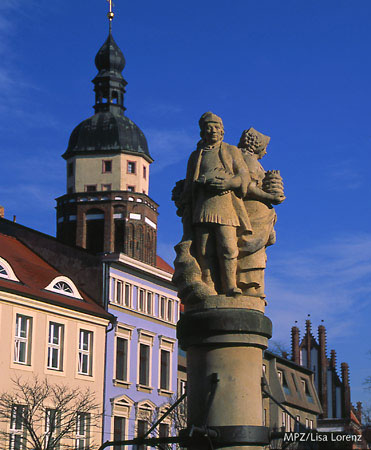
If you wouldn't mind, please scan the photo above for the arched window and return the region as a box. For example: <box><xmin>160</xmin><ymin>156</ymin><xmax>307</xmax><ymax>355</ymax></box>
<box><xmin>0</xmin><ymin>257</ymin><xmax>19</xmax><ymax>281</ymax></box>
<box><xmin>45</xmin><ymin>276</ymin><xmax>82</xmax><ymax>299</ymax></box>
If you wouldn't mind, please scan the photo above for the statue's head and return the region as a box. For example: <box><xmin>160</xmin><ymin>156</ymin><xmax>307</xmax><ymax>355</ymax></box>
<box><xmin>238</xmin><ymin>127</ymin><xmax>270</xmax><ymax>159</ymax></box>
<box><xmin>199</xmin><ymin>112</ymin><xmax>224</xmax><ymax>145</ymax></box>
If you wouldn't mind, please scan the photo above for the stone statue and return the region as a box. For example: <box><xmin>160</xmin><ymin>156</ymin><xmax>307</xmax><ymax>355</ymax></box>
<box><xmin>172</xmin><ymin>115</ymin><xmax>285</xmax><ymax>305</ymax></box>
<box><xmin>236</xmin><ymin>127</ymin><xmax>285</xmax><ymax>298</ymax></box>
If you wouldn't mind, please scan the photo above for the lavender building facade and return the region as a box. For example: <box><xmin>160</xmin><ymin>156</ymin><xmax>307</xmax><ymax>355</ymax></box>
<box><xmin>102</xmin><ymin>254</ymin><xmax>179</xmax><ymax>444</ymax></box>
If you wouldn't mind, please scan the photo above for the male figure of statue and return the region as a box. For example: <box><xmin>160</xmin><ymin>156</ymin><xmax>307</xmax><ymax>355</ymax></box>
<box><xmin>182</xmin><ymin>112</ymin><xmax>252</xmax><ymax>296</ymax></box>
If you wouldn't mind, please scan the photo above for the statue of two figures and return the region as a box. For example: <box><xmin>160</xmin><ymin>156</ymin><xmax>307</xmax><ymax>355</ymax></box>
<box><xmin>172</xmin><ymin>112</ymin><xmax>285</xmax><ymax>305</ymax></box>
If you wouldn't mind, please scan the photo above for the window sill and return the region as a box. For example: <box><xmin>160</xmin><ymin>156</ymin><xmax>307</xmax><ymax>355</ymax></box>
<box><xmin>136</xmin><ymin>384</ymin><xmax>153</xmax><ymax>393</ymax></box>
<box><xmin>158</xmin><ymin>388</ymin><xmax>174</xmax><ymax>397</ymax></box>
<box><xmin>113</xmin><ymin>379</ymin><xmax>131</xmax><ymax>389</ymax></box>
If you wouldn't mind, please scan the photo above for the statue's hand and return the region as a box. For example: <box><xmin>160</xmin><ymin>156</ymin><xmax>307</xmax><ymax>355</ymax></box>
<box><xmin>208</xmin><ymin>176</ymin><xmax>239</xmax><ymax>191</ymax></box>
<box><xmin>271</xmin><ymin>193</ymin><xmax>286</xmax><ymax>205</ymax></box>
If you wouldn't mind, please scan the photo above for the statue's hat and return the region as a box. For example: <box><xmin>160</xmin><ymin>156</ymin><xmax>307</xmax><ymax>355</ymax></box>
<box><xmin>199</xmin><ymin>111</ymin><xmax>223</xmax><ymax>130</ymax></box>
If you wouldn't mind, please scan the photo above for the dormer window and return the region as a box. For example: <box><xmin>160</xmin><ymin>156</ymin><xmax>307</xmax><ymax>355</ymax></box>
<box><xmin>53</xmin><ymin>281</ymin><xmax>73</xmax><ymax>294</ymax></box>
<box><xmin>45</xmin><ymin>276</ymin><xmax>83</xmax><ymax>299</ymax></box>
<box><xmin>0</xmin><ymin>257</ymin><xmax>20</xmax><ymax>282</ymax></box>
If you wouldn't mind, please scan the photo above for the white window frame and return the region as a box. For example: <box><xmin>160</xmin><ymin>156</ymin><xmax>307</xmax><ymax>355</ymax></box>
<box><xmin>78</xmin><ymin>330</ymin><xmax>93</xmax><ymax>376</ymax></box>
<box><xmin>45</xmin><ymin>408</ymin><xmax>60</xmax><ymax>449</ymax></box>
<box><xmin>111</xmin><ymin>394</ymin><xmax>133</xmax><ymax>444</ymax></box>
<box><xmin>9</xmin><ymin>404</ymin><xmax>26</xmax><ymax>450</ymax></box>
<box><xmin>114</xmin><ymin>324</ymin><xmax>134</xmax><ymax>386</ymax></box>
<box><xmin>158</xmin><ymin>336</ymin><xmax>175</xmax><ymax>395</ymax></box>
<box><xmin>0</xmin><ymin>256</ymin><xmax>19</xmax><ymax>281</ymax></box>
<box><xmin>137</xmin><ymin>330</ymin><xmax>156</xmax><ymax>391</ymax></box>
<box><xmin>158</xmin><ymin>296</ymin><xmax>175</xmax><ymax>323</ymax></box>
<box><xmin>14</xmin><ymin>314</ymin><xmax>32</xmax><ymax>365</ymax></box>
<box><xmin>44</xmin><ymin>276</ymin><xmax>82</xmax><ymax>299</ymax></box>
<box><xmin>76</xmin><ymin>413</ymin><xmax>90</xmax><ymax>449</ymax></box>
<box><xmin>47</xmin><ymin>322</ymin><xmax>64</xmax><ymax>371</ymax></box>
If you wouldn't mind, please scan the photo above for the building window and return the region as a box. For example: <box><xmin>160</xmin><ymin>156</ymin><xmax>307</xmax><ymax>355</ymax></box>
<box><xmin>167</xmin><ymin>300</ymin><xmax>173</xmax><ymax>322</ymax></box>
<box><xmin>9</xmin><ymin>405</ymin><xmax>26</xmax><ymax>450</ymax></box>
<box><xmin>143</xmin><ymin>166</ymin><xmax>147</xmax><ymax>179</ymax></box>
<box><xmin>127</xmin><ymin>185</ymin><xmax>135</xmax><ymax>192</ymax></box>
<box><xmin>101</xmin><ymin>184</ymin><xmax>112</xmax><ymax>191</ymax></box>
<box><xmin>76</xmin><ymin>413</ymin><xmax>90</xmax><ymax>449</ymax></box>
<box><xmin>138</xmin><ymin>289</ymin><xmax>145</xmax><ymax>312</ymax></box>
<box><xmin>159</xmin><ymin>297</ymin><xmax>175</xmax><ymax>322</ymax></box>
<box><xmin>262</xmin><ymin>364</ymin><xmax>266</xmax><ymax>373</ymax></box>
<box><xmin>0</xmin><ymin>264</ymin><xmax>7</xmax><ymax>277</ymax></box>
<box><xmin>160</xmin><ymin>350</ymin><xmax>170</xmax><ymax>391</ymax></box>
<box><xmin>47</xmin><ymin>322</ymin><xmax>64</xmax><ymax>371</ymax></box>
<box><xmin>85</xmin><ymin>185</ymin><xmax>97</xmax><ymax>192</ymax></box>
<box><xmin>127</xmin><ymin>161</ymin><xmax>136</xmax><ymax>174</ymax></box>
<box><xmin>295</xmin><ymin>415</ymin><xmax>300</xmax><ymax>432</ymax></box>
<box><xmin>124</xmin><ymin>283</ymin><xmax>131</xmax><ymax>307</ymax></box>
<box><xmin>53</xmin><ymin>281</ymin><xmax>73</xmax><ymax>294</ymax></box>
<box><xmin>116</xmin><ymin>280</ymin><xmax>123</xmax><ymax>305</ymax></box>
<box><xmin>14</xmin><ymin>315</ymin><xmax>32</xmax><ymax>365</ymax></box>
<box><xmin>137</xmin><ymin>419</ymin><xmax>147</xmax><ymax>450</ymax></box>
<box><xmin>113</xmin><ymin>416</ymin><xmax>126</xmax><ymax>450</ymax></box>
<box><xmin>160</xmin><ymin>297</ymin><xmax>166</xmax><ymax>320</ymax></box>
<box><xmin>158</xmin><ymin>337</ymin><xmax>175</xmax><ymax>394</ymax></box>
<box><xmin>68</xmin><ymin>162</ymin><xmax>74</xmax><ymax>177</ymax></box>
<box><xmin>158</xmin><ymin>423</ymin><xmax>169</xmax><ymax>450</ymax></box>
<box><xmin>146</xmin><ymin>292</ymin><xmax>152</xmax><ymax>315</ymax></box>
<box><xmin>309</xmin><ymin>419</ymin><xmax>313</xmax><ymax>429</ymax></box>
<box><xmin>139</xmin><ymin>344</ymin><xmax>150</xmax><ymax>386</ymax></box>
<box><xmin>116</xmin><ymin>337</ymin><xmax>128</xmax><ymax>382</ymax></box>
<box><xmin>78</xmin><ymin>330</ymin><xmax>93</xmax><ymax>376</ymax></box>
<box><xmin>305</xmin><ymin>418</ymin><xmax>309</xmax><ymax>429</ymax></box>
<box><xmin>45</xmin><ymin>409</ymin><xmax>60</xmax><ymax>448</ymax></box>
<box><xmin>102</xmin><ymin>160</ymin><xmax>112</xmax><ymax>173</ymax></box>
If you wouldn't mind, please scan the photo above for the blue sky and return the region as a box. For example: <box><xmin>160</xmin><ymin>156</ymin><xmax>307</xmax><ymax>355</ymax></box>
<box><xmin>1</xmin><ymin>0</ymin><xmax>370</xmax><ymax>405</ymax></box>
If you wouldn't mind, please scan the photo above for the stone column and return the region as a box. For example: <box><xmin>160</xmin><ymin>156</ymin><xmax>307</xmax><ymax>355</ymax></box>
<box><xmin>177</xmin><ymin>296</ymin><xmax>272</xmax><ymax>450</ymax></box>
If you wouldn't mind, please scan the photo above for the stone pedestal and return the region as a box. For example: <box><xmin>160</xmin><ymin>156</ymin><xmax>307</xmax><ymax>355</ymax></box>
<box><xmin>177</xmin><ymin>296</ymin><xmax>272</xmax><ymax>450</ymax></box>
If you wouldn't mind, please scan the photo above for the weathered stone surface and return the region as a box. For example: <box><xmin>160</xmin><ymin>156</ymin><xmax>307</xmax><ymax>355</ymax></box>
<box><xmin>172</xmin><ymin>115</ymin><xmax>285</xmax><ymax>304</ymax></box>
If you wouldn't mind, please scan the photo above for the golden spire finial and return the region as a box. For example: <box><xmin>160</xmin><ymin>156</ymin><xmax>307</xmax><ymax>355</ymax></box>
<box><xmin>107</xmin><ymin>0</ymin><xmax>114</xmax><ymax>22</ymax></box>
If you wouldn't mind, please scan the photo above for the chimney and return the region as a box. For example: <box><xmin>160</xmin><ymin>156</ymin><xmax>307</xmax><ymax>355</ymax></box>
<box><xmin>291</xmin><ymin>326</ymin><xmax>300</xmax><ymax>364</ymax></box>
<box><xmin>318</xmin><ymin>325</ymin><xmax>328</xmax><ymax>418</ymax></box>
<box><xmin>306</xmin><ymin>319</ymin><xmax>312</xmax><ymax>368</ymax></box>
<box><xmin>0</xmin><ymin>205</ymin><xmax>4</xmax><ymax>218</ymax></box>
<box><xmin>341</xmin><ymin>362</ymin><xmax>349</xmax><ymax>386</ymax></box>
<box><xmin>356</xmin><ymin>402</ymin><xmax>363</xmax><ymax>423</ymax></box>
<box><xmin>341</xmin><ymin>362</ymin><xmax>351</xmax><ymax>418</ymax></box>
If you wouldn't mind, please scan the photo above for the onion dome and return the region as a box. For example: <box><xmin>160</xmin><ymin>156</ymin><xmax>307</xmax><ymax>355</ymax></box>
<box><xmin>95</xmin><ymin>32</ymin><xmax>126</xmax><ymax>75</ymax></box>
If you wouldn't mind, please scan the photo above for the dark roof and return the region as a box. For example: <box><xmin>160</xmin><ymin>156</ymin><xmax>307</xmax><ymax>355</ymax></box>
<box><xmin>63</xmin><ymin>111</ymin><xmax>152</xmax><ymax>161</ymax></box>
<box><xmin>0</xmin><ymin>233</ymin><xmax>111</xmax><ymax>320</ymax></box>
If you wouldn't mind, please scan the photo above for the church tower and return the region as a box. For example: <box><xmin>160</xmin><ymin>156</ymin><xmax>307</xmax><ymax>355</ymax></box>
<box><xmin>56</xmin><ymin>12</ymin><xmax>158</xmax><ymax>265</ymax></box>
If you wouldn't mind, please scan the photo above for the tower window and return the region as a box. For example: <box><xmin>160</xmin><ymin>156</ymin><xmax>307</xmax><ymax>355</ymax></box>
<box><xmin>127</xmin><ymin>186</ymin><xmax>135</xmax><ymax>192</ymax></box>
<box><xmin>102</xmin><ymin>160</ymin><xmax>112</xmax><ymax>173</ymax></box>
<box><xmin>68</xmin><ymin>162</ymin><xmax>74</xmax><ymax>177</ymax></box>
<box><xmin>85</xmin><ymin>185</ymin><xmax>97</xmax><ymax>192</ymax></box>
<box><xmin>143</xmin><ymin>166</ymin><xmax>147</xmax><ymax>179</ymax></box>
<box><xmin>127</xmin><ymin>162</ymin><xmax>136</xmax><ymax>174</ymax></box>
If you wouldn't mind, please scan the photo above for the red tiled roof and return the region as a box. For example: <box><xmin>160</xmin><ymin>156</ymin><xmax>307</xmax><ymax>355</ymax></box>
<box><xmin>0</xmin><ymin>233</ymin><xmax>111</xmax><ymax>320</ymax></box>
<box><xmin>156</xmin><ymin>255</ymin><xmax>174</xmax><ymax>274</ymax></box>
